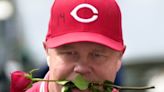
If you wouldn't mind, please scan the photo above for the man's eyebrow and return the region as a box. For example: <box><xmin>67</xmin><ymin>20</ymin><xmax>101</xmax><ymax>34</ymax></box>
<box><xmin>93</xmin><ymin>46</ymin><xmax>118</xmax><ymax>54</ymax></box>
<box><xmin>93</xmin><ymin>47</ymin><xmax>107</xmax><ymax>53</ymax></box>
<box><xmin>57</xmin><ymin>44</ymin><xmax>74</xmax><ymax>50</ymax></box>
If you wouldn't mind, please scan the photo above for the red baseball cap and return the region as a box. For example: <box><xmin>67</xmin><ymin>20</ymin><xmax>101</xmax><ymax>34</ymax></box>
<box><xmin>45</xmin><ymin>0</ymin><xmax>125</xmax><ymax>51</ymax></box>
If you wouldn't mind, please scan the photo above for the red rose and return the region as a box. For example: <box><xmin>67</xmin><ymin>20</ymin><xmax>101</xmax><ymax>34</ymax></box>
<box><xmin>10</xmin><ymin>71</ymin><xmax>32</xmax><ymax>92</ymax></box>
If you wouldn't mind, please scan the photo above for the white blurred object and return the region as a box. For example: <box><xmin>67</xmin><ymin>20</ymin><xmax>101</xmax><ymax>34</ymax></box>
<box><xmin>0</xmin><ymin>0</ymin><xmax>14</xmax><ymax>20</ymax></box>
<box><xmin>147</xmin><ymin>73</ymin><xmax>164</xmax><ymax>92</ymax></box>
<box><xmin>4</xmin><ymin>60</ymin><xmax>23</xmax><ymax>80</ymax></box>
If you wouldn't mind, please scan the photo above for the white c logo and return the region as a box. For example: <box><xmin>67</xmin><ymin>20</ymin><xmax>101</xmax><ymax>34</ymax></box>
<box><xmin>70</xmin><ymin>4</ymin><xmax>98</xmax><ymax>23</ymax></box>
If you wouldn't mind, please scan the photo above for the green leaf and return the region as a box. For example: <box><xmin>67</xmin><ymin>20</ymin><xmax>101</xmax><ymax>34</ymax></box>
<box><xmin>90</xmin><ymin>86</ymin><xmax>100</xmax><ymax>92</ymax></box>
<box><xmin>72</xmin><ymin>75</ymin><xmax>89</xmax><ymax>90</ymax></box>
<box><xmin>103</xmin><ymin>80</ymin><xmax>113</xmax><ymax>92</ymax></box>
<box><xmin>105</xmin><ymin>87</ymin><xmax>112</xmax><ymax>92</ymax></box>
<box><xmin>29</xmin><ymin>69</ymin><xmax>39</xmax><ymax>75</ymax></box>
<box><xmin>25</xmin><ymin>73</ymin><xmax>32</xmax><ymax>80</ymax></box>
<box><xmin>56</xmin><ymin>80</ymin><xmax>69</xmax><ymax>85</ymax></box>
<box><xmin>104</xmin><ymin>80</ymin><xmax>114</xmax><ymax>85</ymax></box>
<box><xmin>61</xmin><ymin>86</ymin><xmax>71</xmax><ymax>92</ymax></box>
<box><xmin>103</xmin><ymin>80</ymin><xmax>114</xmax><ymax>88</ymax></box>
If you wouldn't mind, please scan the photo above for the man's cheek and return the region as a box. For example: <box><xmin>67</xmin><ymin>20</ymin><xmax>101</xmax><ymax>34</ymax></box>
<box><xmin>54</xmin><ymin>65</ymin><xmax>75</xmax><ymax>80</ymax></box>
<box><xmin>95</xmin><ymin>68</ymin><xmax>116</xmax><ymax>81</ymax></box>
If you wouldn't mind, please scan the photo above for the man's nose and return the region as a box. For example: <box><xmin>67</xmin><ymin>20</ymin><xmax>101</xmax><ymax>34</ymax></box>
<box><xmin>73</xmin><ymin>63</ymin><xmax>91</xmax><ymax>75</ymax></box>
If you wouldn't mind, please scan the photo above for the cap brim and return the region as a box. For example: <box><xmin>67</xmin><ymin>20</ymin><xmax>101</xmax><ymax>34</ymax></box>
<box><xmin>45</xmin><ymin>32</ymin><xmax>125</xmax><ymax>51</ymax></box>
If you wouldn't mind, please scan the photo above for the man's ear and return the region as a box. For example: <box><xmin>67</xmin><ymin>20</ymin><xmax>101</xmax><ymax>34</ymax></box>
<box><xmin>116</xmin><ymin>60</ymin><xmax>122</xmax><ymax>72</ymax></box>
<box><xmin>43</xmin><ymin>42</ymin><xmax>50</xmax><ymax>66</ymax></box>
<box><xmin>116</xmin><ymin>52</ymin><xmax>123</xmax><ymax>72</ymax></box>
<box><xmin>43</xmin><ymin>41</ymin><xmax>48</xmax><ymax>55</ymax></box>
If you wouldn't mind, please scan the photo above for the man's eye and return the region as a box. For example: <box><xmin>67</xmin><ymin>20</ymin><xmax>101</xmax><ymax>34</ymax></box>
<box><xmin>90</xmin><ymin>52</ymin><xmax>108</xmax><ymax>62</ymax></box>
<box><xmin>59</xmin><ymin>51</ymin><xmax>77</xmax><ymax>55</ymax></box>
<box><xmin>65</xmin><ymin>51</ymin><xmax>76</xmax><ymax>55</ymax></box>
<box><xmin>92</xmin><ymin>53</ymin><xmax>104</xmax><ymax>57</ymax></box>
<box><xmin>58</xmin><ymin>51</ymin><xmax>79</xmax><ymax>61</ymax></box>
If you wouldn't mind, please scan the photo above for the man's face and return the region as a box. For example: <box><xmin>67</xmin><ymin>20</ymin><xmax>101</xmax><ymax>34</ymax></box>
<box><xmin>44</xmin><ymin>42</ymin><xmax>122</xmax><ymax>92</ymax></box>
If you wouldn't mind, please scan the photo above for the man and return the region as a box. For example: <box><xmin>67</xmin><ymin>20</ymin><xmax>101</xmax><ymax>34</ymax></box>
<box><xmin>27</xmin><ymin>0</ymin><xmax>126</xmax><ymax>92</ymax></box>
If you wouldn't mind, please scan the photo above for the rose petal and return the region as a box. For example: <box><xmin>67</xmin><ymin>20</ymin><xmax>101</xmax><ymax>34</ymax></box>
<box><xmin>10</xmin><ymin>71</ymin><xmax>32</xmax><ymax>92</ymax></box>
